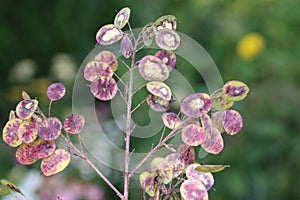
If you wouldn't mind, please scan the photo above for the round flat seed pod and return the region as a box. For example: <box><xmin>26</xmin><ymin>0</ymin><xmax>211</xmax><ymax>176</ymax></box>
<box><xmin>180</xmin><ymin>179</ymin><xmax>208</xmax><ymax>200</ymax></box>
<box><xmin>2</xmin><ymin>118</ymin><xmax>22</xmax><ymax>147</ymax></box>
<box><xmin>146</xmin><ymin>81</ymin><xmax>172</xmax><ymax>101</ymax></box>
<box><xmin>114</xmin><ymin>7</ymin><xmax>131</xmax><ymax>29</ymax></box>
<box><xmin>63</xmin><ymin>114</ymin><xmax>85</xmax><ymax>134</ymax></box>
<box><xmin>200</xmin><ymin>113</ymin><xmax>213</xmax><ymax>139</ymax></box>
<box><xmin>180</xmin><ymin>93</ymin><xmax>212</xmax><ymax>118</ymax></box>
<box><xmin>142</xmin><ymin>22</ymin><xmax>155</xmax><ymax>46</ymax></box>
<box><xmin>94</xmin><ymin>50</ymin><xmax>118</xmax><ymax>71</ymax></box>
<box><xmin>16</xmin><ymin>99</ymin><xmax>38</xmax><ymax>120</ymax></box>
<box><xmin>155</xmin><ymin>15</ymin><xmax>177</xmax><ymax>30</ymax></box>
<box><xmin>161</xmin><ymin>112</ymin><xmax>181</xmax><ymax>129</ymax></box>
<box><xmin>120</xmin><ymin>34</ymin><xmax>133</xmax><ymax>58</ymax></box>
<box><xmin>154</xmin><ymin>50</ymin><xmax>176</xmax><ymax>71</ymax></box>
<box><xmin>223</xmin><ymin>80</ymin><xmax>249</xmax><ymax>101</ymax></box>
<box><xmin>222</xmin><ymin>109</ymin><xmax>243</xmax><ymax>135</ymax></box>
<box><xmin>47</xmin><ymin>83</ymin><xmax>66</xmax><ymax>101</ymax></box>
<box><xmin>177</xmin><ymin>144</ymin><xmax>195</xmax><ymax>165</ymax></box>
<box><xmin>15</xmin><ymin>143</ymin><xmax>39</xmax><ymax>165</ymax></box>
<box><xmin>146</xmin><ymin>94</ymin><xmax>173</xmax><ymax>112</ymax></box>
<box><xmin>155</xmin><ymin>29</ymin><xmax>180</xmax><ymax>51</ymax></box>
<box><xmin>38</xmin><ymin>117</ymin><xmax>62</xmax><ymax>141</ymax></box>
<box><xmin>139</xmin><ymin>171</ymin><xmax>158</xmax><ymax>197</ymax></box>
<box><xmin>165</xmin><ymin>153</ymin><xmax>185</xmax><ymax>178</ymax></box>
<box><xmin>186</xmin><ymin>164</ymin><xmax>214</xmax><ymax>191</ymax></box>
<box><xmin>211</xmin><ymin>88</ymin><xmax>234</xmax><ymax>110</ymax></box>
<box><xmin>181</xmin><ymin>123</ymin><xmax>206</xmax><ymax>147</ymax></box>
<box><xmin>19</xmin><ymin>118</ymin><xmax>39</xmax><ymax>144</ymax></box>
<box><xmin>41</xmin><ymin>149</ymin><xmax>71</xmax><ymax>176</ymax></box>
<box><xmin>84</xmin><ymin>61</ymin><xmax>114</xmax><ymax>82</ymax></box>
<box><xmin>151</xmin><ymin>157</ymin><xmax>173</xmax><ymax>184</ymax></box>
<box><xmin>96</xmin><ymin>24</ymin><xmax>123</xmax><ymax>45</ymax></box>
<box><xmin>139</xmin><ymin>55</ymin><xmax>169</xmax><ymax>81</ymax></box>
<box><xmin>201</xmin><ymin>128</ymin><xmax>224</xmax><ymax>154</ymax></box>
<box><xmin>90</xmin><ymin>76</ymin><xmax>118</xmax><ymax>101</ymax></box>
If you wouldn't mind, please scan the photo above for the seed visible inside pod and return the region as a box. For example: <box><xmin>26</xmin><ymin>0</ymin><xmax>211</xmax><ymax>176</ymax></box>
<box><xmin>155</xmin><ymin>29</ymin><xmax>180</xmax><ymax>51</ymax></box>
<box><xmin>114</xmin><ymin>7</ymin><xmax>131</xmax><ymax>29</ymax></box>
<box><xmin>146</xmin><ymin>94</ymin><xmax>173</xmax><ymax>112</ymax></box>
<box><xmin>162</xmin><ymin>112</ymin><xmax>181</xmax><ymax>129</ymax></box>
<box><xmin>94</xmin><ymin>51</ymin><xmax>118</xmax><ymax>71</ymax></box>
<box><xmin>138</xmin><ymin>55</ymin><xmax>169</xmax><ymax>81</ymax></box>
<box><xmin>211</xmin><ymin>88</ymin><xmax>234</xmax><ymax>110</ymax></box>
<box><xmin>146</xmin><ymin>81</ymin><xmax>172</xmax><ymax>101</ymax></box>
<box><xmin>155</xmin><ymin>15</ymin><xmax>177</xmax><ymax>30</ymax></box>
<box><xmin>223</xmin><ymin>80</ymin><xmax>249</xmax><ymax>101</ymax></box>
<box><xmin>180</xmin><ymin>93</ymin><xmax>212</xmax><ymax>118</ymax></box>
<box><xmin>154</xmin><ymin>50</ymin><xmax>176</xmax><ymax>71</ymax></box>
<box><xmin>96</xmin><ymin>24</ymin><xmax>123</xmax><ymax>45</ymax></box>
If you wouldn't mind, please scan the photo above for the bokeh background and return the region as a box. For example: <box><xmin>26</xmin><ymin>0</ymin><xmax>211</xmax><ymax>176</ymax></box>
<box><xmin>1</xmin><ymin>0</ymin><xmax>300</xmax><ymax>199</ymax></box>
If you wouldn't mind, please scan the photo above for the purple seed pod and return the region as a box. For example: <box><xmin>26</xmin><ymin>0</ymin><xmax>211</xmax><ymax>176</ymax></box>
<box><xmin>223</xmin><ymin>80</ymin><xmax>250</xmax><ymax>101</ymax></box>
<box><xmin>181</xmin><ymin>123</ymin><xmax>206</xmax><ymax>146</ymax></box>
<box><xmin>146</xmin><ymin>81</ymin><xmax>172</xmax><ymax>101</ymax></box>
<box><xmin>180</xmin><ymin>93</ymin><xmax>212</xmax><ymax>118</ymax></box>
<box><xmin>222</xmin><ymin>109</ymin><xmax>243</xmax><ymax>135</ymax></box>
<box><xmin>63</xmin><ymin>114</ymin><xmax>85</xmax><ymax>134</ymax></box>
<box><xmin>146</xmin><ymin>94</ymin><xmax>173</xmax><ymax>112</ymax></box>
<box><xmin>186</xmin><ymin>164</ymin><xmax>214</xmax><ymax>191</ymax></box>
<box><xmin>90</xmin><ymin>76</ymin><xmax>118</xmax><ymax>101</ymax></box>
<box><xmin>38</xmin><ymin>117</ymin><xmax>62</xmax><ymax>141</ymax></box>
<box><xmin>16</xmin><ymin>99</ymin><xmax>39</xmax><ymax>119</ymax></box>
<box><xmin>177</xmin><ymin>144</ymin><xmax>195</xmax><ymax>165</ymax></box>
<box><xmin>84</xmin><ymin>61</ymin><xmax>114</xmax><ymax>82</ymax></box>
<box><xmin>19</xmin><ymin>118</ymin><xmax>39</xmax><ymax>144</ymax></box>
<box><xmin>180</xmin><ymin>179</ymin><xmax>208</xmax><ymax>200</ymax></box>
<box><xmin>201</xmin><ymin>128</ymin><xmax>224</xmax><ymax>154</ymax></box>
<box><xmin>120</xmin><ymin>34</ymin><xmax>133</xmax><ymax>58</ymax></box>
<box><xmin>155</xmin><ymin>15</ymin><xmax>177</xmax><ymax>31</ymax></box>
<box><xmin>211</xmin><ymin>88</ymin><xmax>234</xmax><ymax>110</ymax></box>
<box><xmin>155</xmin><ymin>29</ymin><xmax>180</xmax><ymax>51</ymax></box>
<box><xmin>154</xmin><ymin>50</ymin><xmax>176</xmax><ymax>71</ymax></box>
<box><xmin>96</xmin><ymin>24</ymin><xmax>123</xmax><ymax>45</ymax></box>
<box><xmin>2</xmin><ymin>118</ymin><xmax>22</xmax><ymax>147</ymax></box>
<box><xmin>139</xmin><ymin>171</ymin><xmax>158</xmax><ymax>197</ymax></box>
<box><xmin>46</xmin><ymin>83</ymin><xmax>66</xmax><ymax>101</ymax></box>
<box><xmin>161</xmin><ymin>112</ymin><xmax>181</xmax><ymax>129</ymax></box>
<box><xmin>150</xmin><ymin>157</ymin><xmax>173</xmax><ymax>184</ymax></box>
<box><xmin>114</xmin><ymin>7</ymin><xmax>131</xmax><ymax>29</ymax></box>
<box><xmin>94</xmin><ymin>50</ymin><xmax>118</xmax><ymax>71</ymax></box>
<box><xmin>40</xmin><ymin>149</ymin><xmax>71</xmax><ymax>176</ymax></box>
<box><xmin>165</xmin><ymin>153</ymin><xmax>185</xmax><ymax>177</ymax></box>
<box><xmin>138</xmin><ymin>55</ymin><xmax>169</xmax><ymax>81</ymax></box>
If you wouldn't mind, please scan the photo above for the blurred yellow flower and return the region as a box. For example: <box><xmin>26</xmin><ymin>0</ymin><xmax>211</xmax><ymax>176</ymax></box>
<box><xmin>236</xmin><ymin>32</ymin><xmax>265</xmax><ymax>61</ymax></box>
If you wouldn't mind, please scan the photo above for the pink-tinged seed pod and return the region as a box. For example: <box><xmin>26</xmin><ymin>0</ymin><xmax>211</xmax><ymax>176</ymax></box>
<box><xmin>155</xmin><ymin>29</ymin><xmax>180</xmax><ymax>51</ymax></box>
<box><xmin>96</xmin><ymin>24</ymin><xmax>123</xmax><ymax>45</ymax></box>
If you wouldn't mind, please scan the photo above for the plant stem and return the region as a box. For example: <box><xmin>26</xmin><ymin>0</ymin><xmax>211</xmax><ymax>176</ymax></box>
<box><xmin>123</xmin><ymin>37</ymin><xmax>136</xmax><ymax>200</ymax></box>
<box><xmin>60</xmin><ymin>134</ymin><xmax>123</xmax><ymax>199</ymax></box>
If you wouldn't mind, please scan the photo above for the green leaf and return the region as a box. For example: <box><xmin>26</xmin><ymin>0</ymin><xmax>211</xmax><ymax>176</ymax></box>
<box><xmin>0</xmin><ymin>187</ymin><xmax>10</xmax><ymax>196</ymax></box>
<box><xmin>195</xmin><ymin>164</ymin><xmax>230</xmax><ymax>173</ymax></box>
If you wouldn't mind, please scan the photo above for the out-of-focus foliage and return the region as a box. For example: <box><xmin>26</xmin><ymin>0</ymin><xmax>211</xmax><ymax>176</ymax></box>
<box><xmin>0</xmin><ymin>0</ymin><xmax>299</xmax><ymax>199</ymax></box>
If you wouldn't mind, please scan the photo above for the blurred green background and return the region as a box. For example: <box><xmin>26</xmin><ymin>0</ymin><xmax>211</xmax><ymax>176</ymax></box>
<box><xmin>1</xmin><ymin>0</ymin><xmax>300</xmax><ymax>199</ymax></box>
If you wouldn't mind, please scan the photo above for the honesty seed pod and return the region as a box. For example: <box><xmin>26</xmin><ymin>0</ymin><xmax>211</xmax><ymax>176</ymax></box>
<box><xmin>96</xmin><ymin>24</ymin><xmax>123</xmax><ymax>45</ymax></box>
<box><xmin>114</xmin><ymin>7</ymin><xmax>131</xmax><ymax>29</ymax></box>
<box><xmin>138</xmin><ymin>55</ymin><xmax>169</xmax><ymax>81</ymax></box>
<box><xmin>146</xmin><ymin>94</ymin><xmax>173</xmax><ymax>112</ymax></box>
<box><xmin>155</xmin><ymin>15</ymin><xmax>177</xmax><ymax>30</ymax></box>
<box><xmin>142</xmin><ymin>22</ymin><xmax>156</xmax><ymax>46</ymax></box>
<box><xmin>223</xmin><ymin>80</ymin><xmax>249</xmax><ymax>101</ymax></box>
<box><xmin>94</xmin><ymin>50</ymin><xmax>118</xmax><ymax>71</ymax></box>
<box><xmin>180</xmin><ymin>93</ymin><xmax>212</xmax><ymax>118</ymax></box>
<box><xmin>146</xmin><ymin>81</ymin><xmax>172</xmax><ymax>101</ymax></box>
<box><xmin>84</xmin><ymin>61</ymin><xmax>114</xmax><ymax>82</ymax></box>
<box><xmin>155</xmin><ymin>29</ymin><xmax>180</xmax><ymax>51</ymax></box>
<box><xmin>90</xmin><ymin>76</ymin><xmax>118</xmax><ymax>101</ymax></box>
<box><xmin>154</xmin><ymin>50</ymin><xmax>176</xmax><ymax>71</ymax></box>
